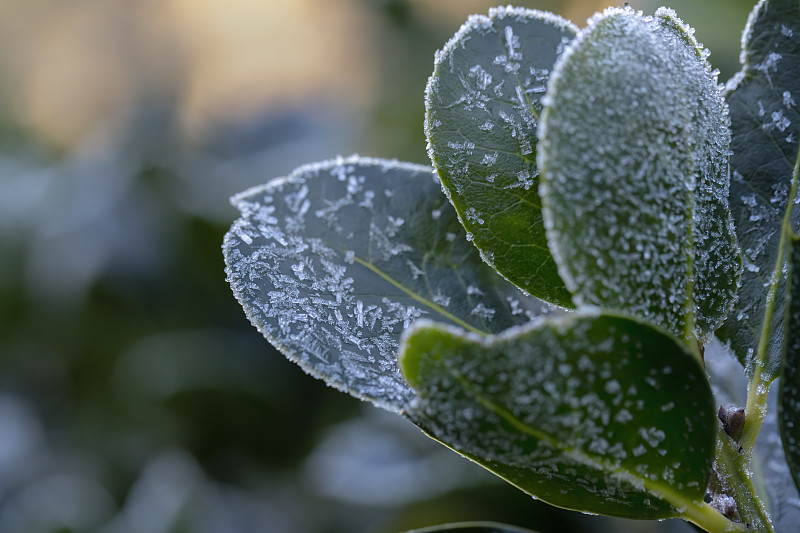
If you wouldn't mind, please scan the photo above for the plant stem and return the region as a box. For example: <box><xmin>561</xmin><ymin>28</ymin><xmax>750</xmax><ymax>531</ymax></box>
<box><xmin>712</xmin><ymin>426</ymin><xmax>773</xmax><ymax>532</ymax></box>
<box><xmin>681</xmin><ymin>500</ymin><xmax>747</xmax><ymax>533</ymax></box>
<box><xmin>740</xmin><ymin>371</ymin><xmax>772</xmax><ymax>452</ymax></box>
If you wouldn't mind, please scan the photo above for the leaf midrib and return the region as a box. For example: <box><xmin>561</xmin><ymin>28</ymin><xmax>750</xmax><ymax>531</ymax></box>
<box><xmin>349</xmin><ymin>254</ymin><xmax>486</xmax><ymax>337</ymax></box>
<box><xmin>441</xmin><ymin>360</ymin><xmax>707</xmax><ymax>519</ymax></box>
<box><xmin>742</xmin><ymin>139</ymin><xmax>800</xmax><ymax>452</ymax></box>
<box><xmin>744</xmin><ymin>74</ymin><xmax>800</xmax><ymax>380</ymax></box>
<box><xmin>755</xmin><ymin>148</ymin><xmax>800</xmax><ymax>369</ymax></box>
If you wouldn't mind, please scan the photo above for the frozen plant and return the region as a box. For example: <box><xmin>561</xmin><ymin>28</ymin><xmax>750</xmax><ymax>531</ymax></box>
<box><xmin>223</xmin><ymin>2</ymin><xmax>800</xmax><ymax>532</ymax></box>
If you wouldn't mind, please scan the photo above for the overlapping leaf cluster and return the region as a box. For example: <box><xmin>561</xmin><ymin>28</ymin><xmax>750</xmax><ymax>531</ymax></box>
<box><xmin>224</xmin><ymin>1</ymin><xmax>800</xmax><ymax>532</ymax></box>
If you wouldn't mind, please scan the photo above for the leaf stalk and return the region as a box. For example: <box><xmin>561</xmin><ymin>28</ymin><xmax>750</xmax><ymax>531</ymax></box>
<box><xmin>711</xmin><ymin>426</ymin><xmax>774</xmax><ymax>532</ymax></box>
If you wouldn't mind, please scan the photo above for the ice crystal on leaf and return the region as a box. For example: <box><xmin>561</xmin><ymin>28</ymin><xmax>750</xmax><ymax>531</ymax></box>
<box><xmin>426</xmin><ymin>7</ymin><xmax>578</xmax><ymax>307</ymax></box>
<box><xmin>718</xmin><ymin>0</ymin><xmax>800</xmax><ymax>381</ymax></box>
<box><xmin>399</xmin><ymin>311</ymin><xmax>715</xmax><ymax>519</ymax></box>
<box><xmin>222</xmin><ymin>1</ymin><xmax>800</xmax><ymax>531</ymax></box>
<box><xmin>223</xmin><ymin>156</ymin><xmax>552</xmax><ymax>413</ymax></box>
<box><xmin>538</xmin><ymin>7</ymin><xmax>740</xmax><ymax>343</ymax></box>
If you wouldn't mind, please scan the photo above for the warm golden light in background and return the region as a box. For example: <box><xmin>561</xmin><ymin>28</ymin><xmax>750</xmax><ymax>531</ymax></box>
<box><xmin>0</xmin><ymin>0</ymin><xmax>643</xmax><ymax>151</ymax></box>
<box><xmin>169</xmin><ymin>0</ymin><xmax>379</xmax><ymax>139</ymax></box>
<box><xmin>410</xmin><ymin>0</ymin><xmax>621</xmax><ymax>25</ymax></box>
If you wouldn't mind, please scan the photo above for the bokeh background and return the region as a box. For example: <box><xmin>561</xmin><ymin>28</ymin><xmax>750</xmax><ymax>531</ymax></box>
<box><xmin>0</xmin><ymin>1</ymin><xmax>760</xmax><ymax>532</ymax></box>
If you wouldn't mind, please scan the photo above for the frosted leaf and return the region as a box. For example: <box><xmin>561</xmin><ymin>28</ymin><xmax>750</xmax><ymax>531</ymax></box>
<box><xmin>425</xmin><ymin>7</ymin><xmax>579</xmax><ymax>307</ymax></box>
<box><xmin>718</xmin><ymin>0</ymin><xmax>800</xmax><ymax>381</ymax></box>
<box><xmin>780</xmin><ymin>234</ymin><xmax>800</xmax><ymax>492</ymax></box>
<box><xmin>223</xmin><ymin>156</ymin><xmax>554</xmax><ymax>413</ymax></box>
<box><xmin>538</xmin><ymin>7</ymin><xmax>740</xmax><ymax>343</ymax></box>
<box><xmin>399</xmin><ymin>311</ymin><xmax>716</xmax><ymax>519</ymax></box>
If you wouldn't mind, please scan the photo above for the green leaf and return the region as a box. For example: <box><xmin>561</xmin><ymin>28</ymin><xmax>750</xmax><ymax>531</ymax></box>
<box><xmin>399</xmin><ymin>311</ymin><xmax>717</xmax><ymax>521</ymax></box>
<box><xmin>223</xmin><ymin>156</ymin><xmax>553</xmax><ymax>413</ymax></box>
<box><xmin>717</xmin><ymin>0</ymin><xmax>800</xmax><ymax>381</ymax></box>
<box><xmin>780</xmin><ymin>233</ymin><xmax>800</xmax><ymax>492</ymax></box>
<box><xmin>425</xmin><ymin>7</ymin><xmax>578</xmax><ymax>307</ymax></box>
<box><xmin>400</xmin><ymin>523</ymin><xmax>538</xmax><ymax>533</ymax></box>
<box><xmin>538</xmin><ymin>7</ymin><xmax>740</xmax><ymax>343</ymax></box>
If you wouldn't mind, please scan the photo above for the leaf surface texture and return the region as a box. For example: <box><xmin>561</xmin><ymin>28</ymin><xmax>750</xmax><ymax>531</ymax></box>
<box><xmin>719</xmin><ymin>0</ymin><xmax>800</xmax><ymax>380</ymax></box>
<box><xmin>539</xmin><ymin>7</ymin><xmax>740</xmax><ymax>342</ymax></box>
<box><xmin>400</xmin><ymin>312</ymin><xmax>716</xmax><ymax>519</ymax></box>
<box><xmin>425</xmin><ymin>7</ymin><xmax>578</xmax><ymax>306</ymax></box>
<box><xmin>223</xmin><ymin>156</ymin><xmax>553</xmax><ymax>412</ymax></box>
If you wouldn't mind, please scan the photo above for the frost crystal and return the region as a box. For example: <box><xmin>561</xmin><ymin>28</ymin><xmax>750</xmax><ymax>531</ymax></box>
<box><xmin>718</xmin><ymin>0</ymin><xmax>800</xmax><ymax>376</ymax></box>
<box><xmin>224</xmin><ymin>156</ymin><xmax>553</xmax><ymax>413</ymax></box>
<box><xmin>425</xmin><ymin>6</ymin><xmax>579</xmax><ymax>305</ymax></box>
<box><xmin>402</xmin><ymin>312</ymin><xmax>715</xmax><ymax>519</ymax></box>
<box><xmin>539</xmin><ymin>7</ymin><xmax>740</xmax><ymax>340</ymax></box>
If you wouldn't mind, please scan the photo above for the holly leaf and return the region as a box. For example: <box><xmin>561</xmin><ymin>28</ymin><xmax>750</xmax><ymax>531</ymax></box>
<box><xmin>717</xmin><ymin>0</ymin><xmax>800</xmax><ymax>381</ymax></box>
<box><xmin>425</xmin><ymin>7</ymin><xmax>578</xmax><ymax>307</ymax></box>
<box><xmin>538</xmin><ymin>7</ymin><xmax>740</xmax><ymax>343</ymax></box>
<box><xmin>223</xmin><ymin>156</ymin><xmax>554</xmax><ymax>413</ymax></box>
<box><xmin>399</xmin><ymin>311</ymin><xmax>717</xmax><ymax>520</ymax></box>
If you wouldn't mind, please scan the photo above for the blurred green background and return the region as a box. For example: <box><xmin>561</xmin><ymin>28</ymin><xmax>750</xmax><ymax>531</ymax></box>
<box><xmin>0</xmin><ymin>1</ymin><xmax>756</xmax><ymax>532</ymax></box>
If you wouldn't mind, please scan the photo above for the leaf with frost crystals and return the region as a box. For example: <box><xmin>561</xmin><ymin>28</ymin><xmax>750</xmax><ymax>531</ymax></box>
<box><xmin>223</xmin><ymin>156</ymin><xmax>554</xmax><ymax>413</ymax></box>
<box><xmin>425</xmin><ymin>7</ymin><xmax>578</xmax><ymax>308</ymax></box>
<box><xmin>399</xmin><ymin>311</ymin><xmax>716</xmax><ymax>520</ymax></box>
<box><xmin>538</xmin><ymin>7</ymin><xmax>741</xmax><ymax>343</ymax></box>
<box><xmin>717</xmin><ymin>0</ymin><xmax>800</xmax><ymax>381</ymax></box>
<box><xmin>400</xmin><ymin>523</ymin><xmax>538</xmax><ymax>533</ymax></box>
<box><xmin>780</xmin><ymin>234</ymin><xmax>800</xmax><ymax>492</ymax></box>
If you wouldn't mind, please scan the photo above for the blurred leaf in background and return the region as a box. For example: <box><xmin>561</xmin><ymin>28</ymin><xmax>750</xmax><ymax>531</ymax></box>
<box><xmin>0</xmin><ymin>1</ymin><xmax>756</xmax><ymax>532</ymax></box>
